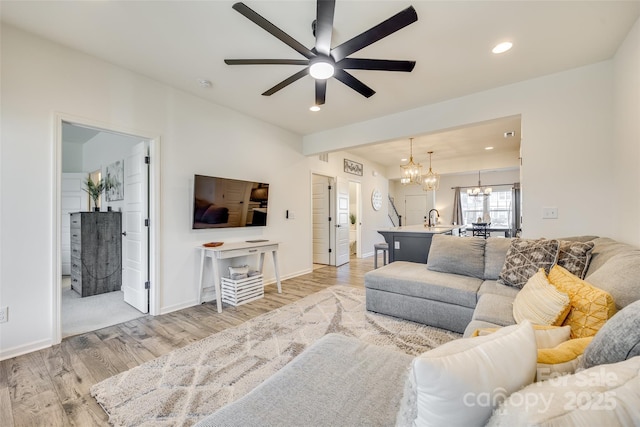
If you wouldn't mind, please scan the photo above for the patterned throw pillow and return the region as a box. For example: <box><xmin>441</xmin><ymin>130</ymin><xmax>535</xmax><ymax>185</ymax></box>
<box><xmin>548</xmin><ymin>265</ymin><xmax>617</xmax><ymax>339</ymax></box>
<box><xmin>557</xmin><ymin>240</ymin><xmax>595</xmax><ymax>279</ymax></box>
<box><xmin>498</xmin><ymin>239</ymin><xmax>560</xmax><ymax>289</ymax></box>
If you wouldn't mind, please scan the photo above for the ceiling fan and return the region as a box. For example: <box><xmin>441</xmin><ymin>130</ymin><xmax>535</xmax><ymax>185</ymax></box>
<box><xmin>224</xmin><ymin>0</ymin><xmax>418</xmax><ymax>106</ymax></box>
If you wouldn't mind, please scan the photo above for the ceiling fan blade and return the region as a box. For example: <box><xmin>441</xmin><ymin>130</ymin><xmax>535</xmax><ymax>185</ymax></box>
<box><xmin>232</xmin><ymin>2</ymin><xmax>314</xmax><ymax>59</ymax></box>
<box><xmin>315</xmin><ymin>79</ymin><xmax>327</xmax><ymax>105</ymax></box>
<box><xmin>225</xmin><ymin>59</ymin><xmax>309</xmax><ymax>66</ymax></box>
<box><xmin>331</xmin><ymin>6</ymin><xmax>418</xmax><ymax>62</ymax></box>
<box><xmin>338</xmin><ymin>58</ymin><xmax>416</xmax><ymax>72</ymax></box>
<box><xmin>314</xmin><ymin>0</ymin><xmax>336</xmax><ymax>56</ymax></box>
<box><xmin>333</xmin><ymin>69</ymin><xmax>375</xmax><ymax>98</ymax></box>
<box><xmin>262</xmin><ymin>68</ymin><xmax>309</xmax><ymax>96</ymax></box>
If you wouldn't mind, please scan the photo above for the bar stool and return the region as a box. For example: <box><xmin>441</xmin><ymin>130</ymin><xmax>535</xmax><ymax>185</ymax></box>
<box><xmin>374</xmin><ymin>242</ymin><xmax>389</xmax><ymax>269</ymax></box>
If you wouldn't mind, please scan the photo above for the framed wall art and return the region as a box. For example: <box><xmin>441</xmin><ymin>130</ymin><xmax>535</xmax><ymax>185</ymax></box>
<box><xmin>344</xmin><ymin>159</ymin><xmax>363</xmax><ymax>176</ymax></box>
<box><xmin>105</xmin><ymin>159</ymin><xmax>124</xmax><ymax>201</ymax></box>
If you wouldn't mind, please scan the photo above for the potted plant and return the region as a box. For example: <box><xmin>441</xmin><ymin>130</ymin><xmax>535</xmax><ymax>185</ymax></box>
<box><xmin>83</xmin><ymin>176</ymin><xmax>110</xmax><ymax>211</ymax></box>
<box><xmin>350</xmin><ymin>213</ymin><xmax>356</xmax><ymax>226</ymax></box>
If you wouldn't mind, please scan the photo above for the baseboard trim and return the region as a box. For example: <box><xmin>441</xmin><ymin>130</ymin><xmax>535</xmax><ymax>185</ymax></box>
<box><xmin>0</xmin><ymin>338</ymin><xmax>53</xmax><ymax>362</ymax></box>
<box><xmin>160</xmin><ymin>268</ymin><xmax>314</xmax><ymax>315</ymax></box>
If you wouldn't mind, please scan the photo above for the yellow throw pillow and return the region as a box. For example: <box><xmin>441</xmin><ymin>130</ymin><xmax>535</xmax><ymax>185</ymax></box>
<box><xmin>548</xmin><ymin>265</ymin><xmax>617</xmax><ymax>339</ymax></box>
<box><xmin>512</xmin><ymin>269</ymin><xmax>571</xmax><ymax>326</ymax></box>
<box><xmin>536</xmin><ymin>337</ymin><xmax>593</xmax><ymax>382</ymax></box>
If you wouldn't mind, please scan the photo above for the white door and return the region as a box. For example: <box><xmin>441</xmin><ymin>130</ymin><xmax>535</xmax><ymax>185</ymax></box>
<box><xmin>61</xmin><ymin>173</ymin><xmax>88</xmax><ymax>275</ymax></box>
<box><xmin>405</xmin><ymin>194</ymin><xmax>428</xmax><ymax>225</ymax></box>
<box><xmin>123</xmin><ymin>141</ymin><xmax>149</xmax><ymax>313</ymax></box>
<box><xmin>312</xmin><ymin>174</ymin><xmax>331</xmax><ymax>264</ymax></box>
<box><xmin>335</xmin><ymin>177</ymin><xmax>350</xmax><ymax>266</ymax></box>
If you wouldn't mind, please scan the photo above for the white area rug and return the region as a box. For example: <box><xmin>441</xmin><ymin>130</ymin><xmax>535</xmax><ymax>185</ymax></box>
<box><xmin>91</xmin><ymin>285</ymin><xmax>460</xmax><ymax>426</ymax></box>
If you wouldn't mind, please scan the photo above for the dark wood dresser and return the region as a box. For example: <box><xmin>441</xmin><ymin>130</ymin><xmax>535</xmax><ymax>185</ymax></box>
<box><xmin>70</xmin><ymin>211</ymin><xmax>122</xmax><ymax>297</ymax></box>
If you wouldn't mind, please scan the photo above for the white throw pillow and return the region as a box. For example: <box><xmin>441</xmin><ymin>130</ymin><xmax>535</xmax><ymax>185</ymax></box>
<box><xmin>513</xmin><ymin>268</ymin><xmax>571</xmax><ymax>326</ymax></box>
<box><xmin>411</xmin><ymin>321</ymin><xmax>537</xmax><ymax>427</ymax></box>
<box><xmin>475</xmin><ymin>324</ymin><xmax>571</xmax><ymax>349</ymax></box>
<box><xmin>487</xmin><ymin>355</ymin><xmax>640</xmax><ymax>426</ymax></box>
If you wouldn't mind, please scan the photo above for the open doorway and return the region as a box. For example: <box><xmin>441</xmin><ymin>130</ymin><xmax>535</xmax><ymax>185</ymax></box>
<box><xmin>311</xmin><ymin>173</ymin><xmax>350</xmax><ymax>267</ymax></box>
<box><xmin>348</xmin><ymin>181</ymin><xmax>362</xmax><ymax>258</ymax></box>
<box><xmin>58</xmin><ymin>120</ymin><xmax>151</xmax><ymax>338</ymax></box>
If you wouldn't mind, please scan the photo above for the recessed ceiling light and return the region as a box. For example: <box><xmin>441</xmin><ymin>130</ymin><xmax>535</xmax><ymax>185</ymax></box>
<box><xmin>492</xmin><ymin>42</ymin><xmax>513</xmax><ymax>54</ymax></box>
<box><xmin>310</xmin><ymin>105</ymin><xmax>321</xmax><ymax>112</ymax></box>
<box><xmin>400</xmin><ymin>158</ymin><xmax>408</xmax><ymax>162</ymax></box>
<box><xmin>197</xmin><ymin>79</ymin><xmax>212</xmax><ymax>88</ymax></box>
<box><xmin>485</xmin><ymin>146</ymin><xmax>494</xmax><ymax>150</ymax></box>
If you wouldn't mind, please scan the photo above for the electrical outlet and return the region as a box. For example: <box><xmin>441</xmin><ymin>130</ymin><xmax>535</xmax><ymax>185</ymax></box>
<box><xmin>542</xmin><ymin>207</ymin><xmax>558</xmax><ymax>219</ymax></box>
<box><xmin>394</xmin><ymin>241</ymin><xmax>400</xmax><ymax>250</ymax></box>
<box><xmin>0</xmin><ymin>306</ymin><xmax>8</xmax><ymax>323</ymax></box>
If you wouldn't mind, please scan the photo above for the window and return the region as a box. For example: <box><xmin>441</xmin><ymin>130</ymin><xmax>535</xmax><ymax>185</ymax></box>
<box><xmin>461</xmin><ymin>188</ymin><xmax>513</xmax><ymax>227</ymax></box>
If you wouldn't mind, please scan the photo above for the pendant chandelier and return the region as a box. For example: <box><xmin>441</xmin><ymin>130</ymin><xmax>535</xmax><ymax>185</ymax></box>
<box><xmin>422</xmin><ymin>151</ymin><xmax>440</xmax><ymax>191</ymax></box>
<box><xmin>467</xmin><ymin>170</ymin><xmax>492</xmax><ymax>197</ymax></box>
<box><xmin>400</xmin><ymin>138</ymin><xmax>422</xmax><ymax>185</ymax></box>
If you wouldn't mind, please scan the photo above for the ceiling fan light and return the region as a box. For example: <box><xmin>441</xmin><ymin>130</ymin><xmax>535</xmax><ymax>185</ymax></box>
<box><xmin>309</xmin><ymin>61</ymin><xmax>335</xmax><ymax>79</ymax></box>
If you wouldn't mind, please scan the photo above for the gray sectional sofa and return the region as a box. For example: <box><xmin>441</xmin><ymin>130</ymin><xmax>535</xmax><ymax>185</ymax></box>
<box><xmin>195</xmin><ymin>235</ymin><xmax>640</xmax><ymax>426</ymax></box>
<box><xmin>364</xmin><ymin>235</ymin><xmax>640</xmax><ymax>337</ymax></box>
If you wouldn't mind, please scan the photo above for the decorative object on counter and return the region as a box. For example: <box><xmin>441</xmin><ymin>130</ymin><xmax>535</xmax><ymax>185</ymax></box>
<box><xmin>400</xmin><ymin>138</ymin><xmax>422</xmax><ymax>185</ymax></box>
<box><xmin>422</xmin><ymin>151</ymin><xmax>440</xmax><ymax>191</ymax></box>
<box><xmin>203</xmin><ymin>241</ymin><xmax>224</xmax><ymax>247</ymax></box>
<box><xmin>105</xmin><ymin>159</ymin><xmax>124</xmax><ymax>201</ymax></box>
<box><xmin>467</xmin><ymin>170</ymin><xmax>492</xmax><ymax>197</ymax></box>
<box><xmin>344</xmin><ymin>158</ymin><xmax>363</xmax><ymax>176</ymax></box>
<box><xmin>83</xmin><ymin>176</ymin><xmax>111</xmax><ymax>211</ymax></box>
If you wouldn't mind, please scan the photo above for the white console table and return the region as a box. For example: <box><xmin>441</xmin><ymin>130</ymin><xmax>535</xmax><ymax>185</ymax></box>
<box><xmin>198</xmin><ymin>240</ymin><xmax>281</xmax><ymax>313</ymax></box>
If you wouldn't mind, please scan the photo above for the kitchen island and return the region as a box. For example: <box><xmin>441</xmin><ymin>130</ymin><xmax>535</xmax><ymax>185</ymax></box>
<box><xmin>377</xmin><ymin>224</ymin><xmax>463</xmax><ymax>264</ymax></box>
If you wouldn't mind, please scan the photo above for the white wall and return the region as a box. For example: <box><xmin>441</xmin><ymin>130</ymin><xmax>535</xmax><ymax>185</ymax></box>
<box><xmin>61</xmin><ymin>142</ymin><xmax>83</xmax><ymax>172</ymax></box>
<box><xmin>304</xmin><ymin>60</ymin><xmax>631</xmax><ymax>242</ymax></box>
<box><xmin>0</xmin><ymin>25</ymin><xmax>307</xmax><ymax>359</ymax></box>
<box><xmin>306</xmin><ymin>151</ymin><xmax>390</xmax><ymax>256</ymax></box>
<box><xmin>612</xmin><ymin>17</ymin><xmax>640</xmax><ymax>244</ymax></box>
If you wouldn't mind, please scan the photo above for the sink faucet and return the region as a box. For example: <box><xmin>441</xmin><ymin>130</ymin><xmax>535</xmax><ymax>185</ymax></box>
<box><xmin>428</xmin><ymin>209</ymin><xmax>440</xmax><ymax>227</ymax></box>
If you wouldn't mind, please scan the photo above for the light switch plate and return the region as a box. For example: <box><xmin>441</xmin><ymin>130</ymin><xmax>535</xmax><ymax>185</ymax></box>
<box><xmin>542</xmin><ymin>207</ymin><xmax>558</xmax><ymax>219</ymax></box>
<box><xmin>394</xmin><ymin>241</ymin><xmax>400</xmax><ymax>250</ymax></box>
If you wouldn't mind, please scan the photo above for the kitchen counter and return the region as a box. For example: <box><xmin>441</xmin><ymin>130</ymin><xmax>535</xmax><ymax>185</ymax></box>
<box><xmin>377</xmin><ymin>224</ymin><xmax>463</xmax><ymax>264</ymax></box>
<box><xmin>378</xmin><ymin>224</ymin><xmax>462</xmax><ymax>234</ymax></box>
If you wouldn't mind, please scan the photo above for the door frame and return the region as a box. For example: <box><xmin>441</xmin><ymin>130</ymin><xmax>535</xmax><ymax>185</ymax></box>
<box><xmin>348</xmin><ymin>180</ymin><xmax>362</xmax><ymax>258</ymax></box>
<box><xmin>52</xmin><ymin>112</ymin><xmax>161</xmax><ymax>344</ymax></box>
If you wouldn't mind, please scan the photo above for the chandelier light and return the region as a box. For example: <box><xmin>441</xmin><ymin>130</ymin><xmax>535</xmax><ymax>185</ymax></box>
<box><xmin>422</xmin><ymin>151</ymin><xmax>440</xmax><ymax>191</ymax></box>
<box><xmin>400</xmin><ymin>138</ymin><xmax>423</xmax><ymax>185</ymax></box>
<box><xmin>467</xmin><ymin>170</ymin><xmax>492</xmax><ymax>197</ymax></box>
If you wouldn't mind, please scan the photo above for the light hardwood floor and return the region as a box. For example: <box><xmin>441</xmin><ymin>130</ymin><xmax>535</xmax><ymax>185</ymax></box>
<box><xmin>0</xmin><ymin>256</ymin><xmax>374</xmax><ymax>427</ymax></box>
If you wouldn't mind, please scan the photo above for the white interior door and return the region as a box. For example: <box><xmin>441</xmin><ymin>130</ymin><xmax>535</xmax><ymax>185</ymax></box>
<box><xmin>335</xmin><ymin>177</ymin><xmax>350</xmax><ymax>266</ymax></box>
<box><xmin>61</xmin><ymin>173</ymin><xmax>88</xmax><ymax>275</ymax></box>
<box><xmin>405</xmin><ymin>194</ymin><xmax>428</xmax><ymax>225</ymax></box>
<box><xmin>123</xmin><ymin>141</ymin><xmax>149</xmax><ymax>313</ymax></box>
<box><xmin>312</xmin><ymin>174</ymin><xmax>330</xmax><ymax>264</ymax></box>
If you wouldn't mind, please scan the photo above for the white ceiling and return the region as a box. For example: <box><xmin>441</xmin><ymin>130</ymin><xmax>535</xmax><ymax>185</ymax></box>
<box><xmin>2</xmin><ymin>0</ymin><xmax>638</xmax><ymax>140</ymax></box>
<box><xmin>348</xmin><ymin>114</ymin><xmax>521</xmax><ymax>174</ymax></box>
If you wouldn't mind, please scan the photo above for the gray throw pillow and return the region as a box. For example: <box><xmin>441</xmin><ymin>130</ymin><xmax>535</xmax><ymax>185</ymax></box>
<box><xmin>556</xmin><ymin>240</ymin><xmax>594</xmax><ymax>279</ymax></box>
<box><xmin>497</xmin><ymin>239</ymin><xmax>559</xmax><ymax>289</ymax></box>
<box><xmin>582</xmin><ymin>300</ymin><xmax>640</xmax><ymax>369</ymax></box>
<box><xmin>427</xmin><ymin>235</ymin><xmax>486</xmax><ymax>279</ymax></box>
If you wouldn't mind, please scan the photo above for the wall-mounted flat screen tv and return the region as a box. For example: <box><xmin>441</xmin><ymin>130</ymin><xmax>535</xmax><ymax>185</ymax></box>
<box><xmin>193</xmin><ymin>174</ymin><xmax>269</xmax><ymax>229</ymax></box>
